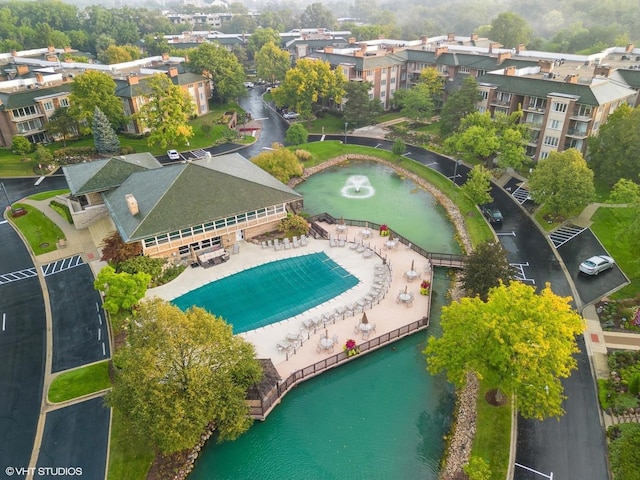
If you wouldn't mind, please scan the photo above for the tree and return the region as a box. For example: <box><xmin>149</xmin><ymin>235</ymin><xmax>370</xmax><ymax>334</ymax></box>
<box><xmin>439</xmin><ymin>76</ymin><xmax>482</xmax><ymax>137</ymax></box>
<box><xmin>46</xmin><ymin>108</ymin><xmax>78</xmax><ymax>146</ymax></box>
<box><xmin>418</xmin><ymin>67</ymin><xmax>444</xmax><ymax>111</ymax></box>
<box><xmin>255</xmin><ymin>41</ymin><xmax>290</xmax><ymax>86</ymax></box>
<box><xmin>92</xmin><ymin>107</ymin><xmax>121</xmax><ymax>155</ymax></box>
<box><xmin>247</xmin><ymin>27</ymin><xmax>280</xmax><ymax>60</ymax></box>
<box><xmin>142</xmin><ymin>33</ymin><xmax>170</xmax><ymax>56</ymax></box>
<box><xmin>460</xmin><ymin>165</ymin><xmax>493</xmax><ymax>206</ymax></box>
<box><xmin>100</xmin><ymin>231</ymin><xmax>142</xmax><ymax>264</ymax></box>
<box><xmin>251</xmin><ymin>146</ymin><xmax>303</xmax><ymax>183</ymax></box>
<box><xmin>133</xmin><ymin>74</ymin><xmax>195</xmax><ymax>149</ymax></box>
<box><xmin>105</xmin><ymin>298</ymin><xmax>262</xmax><ymax>454</ymax></box>
<box><xmin>272</xmin><ymin>58</ymin><xmax>346</xmax><ymax>119</ymax></box>
<box><xmin>489</xmin><ymin>12</ymin><xmax>534</xmax><ymax>48</ymax></box>
<box><xmin>529</xmin><ymin>149</ymin><xmax>595</xmax><ymax>217</ymax></box>
<box><xmin>94</xmin><ymin>265</ymin><xmax>150</xmax><ymax>315</ymax></box>
<box><xmin>116</xmin><ymin>255</ymin><xmax>166</xmax><ymax>285</ymax></box>
<box><xmin>588</xmin><ymin>104</ymin><xmax>640</xmax><ymax>188</ymax></box>
<box><xmin>285</xmin><ymin>123</ymin><xmax>308</xmax><ymax>145</ymax></box>
<box><xmin>425</xmin><ymin>281</ymin><xmax>584</xmax><ymax>420</ymax></box>
<box><xmin>392</xmin><ymin>138</ymin><xmax>406</xmax><ymax>155</ymax></box>
<box><xmin>343</xmin><ymin>81</ymin><xmax>382</xmax><ymax>128</ymax></box>
<box><xmin>298</xmin><ymin>3</ymin><xmax>338</xmax><ymax>30</ymax></box>
<box><xmin>187</xmin><ymin>43</ymin><xmax>246</xmax><ymax>103</ymax></box>
<box><xmin>461</xmin><ymin>241</ymin><xmax>516</xmax><ymax>301</ymax></box>
<box><xmin>69</xmin><ymin>71</ymin><xmax>124</xmax><ymax>134</ymax></box>
<box><xmin>278</xmin><ymin>213</ymin><xmax>309</xmax><ymax>236</ymax></box>
<box><xmin>34</xmin><ymin>145</ymin><xmax>53</xmax><ymax>172</ymax></box>
<box><xmin>608</xmin><ymin>179</ymin><xmax>640</xmax><ymax>242</ymax></box>
<box><xmin>464</xmin><ymin>456</ymin><xmax>492</xmax><ymax>480</ymax></box>
<box><xmin>393</xmin><ymin>82</ymin><xmax>435</xmax><ymax>122</ymax></box>
<box><xmin>11</xmin><ymin>136</ymin><xmax>32</xmax><ymax>155</ymax></box>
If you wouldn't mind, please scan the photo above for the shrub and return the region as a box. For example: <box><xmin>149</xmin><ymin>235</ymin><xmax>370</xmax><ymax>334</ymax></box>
<box><xmin>295</xmin><ymin>149</ymin><xmax>312</xmax><ymax>161</ymax></box>
<box><xmin>49</xmin><ymin>200</ymin><xmax>73</xmax><ymax>224</ymax></box>
<box><xmin>629</xmin><ymin>374</ymin><xmax>640</xmax><ymax>396</ymax></box>
<box><xmin>392</xmin><ymin>138</ymin><xmax>406</xmax><ymax>155</ymax></box>
<box><xmin>278</xmin><ymin>213</ymin><xmax>309</xmax><ymax>236</ymax></box>
<box><xmin>608</xmin><ymin>423</ymin><xmax>640</xmax><ymax>480</ymax></box>
<box><xmin>12</xmin><ymin>136</ymin><xmax>32</xmax><ymax>155</ymax></box>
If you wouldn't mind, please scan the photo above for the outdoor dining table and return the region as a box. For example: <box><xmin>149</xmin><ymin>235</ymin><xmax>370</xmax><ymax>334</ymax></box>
<box><xmin>384</xmin><ymin>240</ymin><xmax>398</xmax><ymax>250</ymax></box>
<box><xmin>318</xmin><ymin>337</ymin><xmax>335</xmax><ymax>352</ymax></box>
<box><xmin>359</xmin><ymin>323</ymin><xmax>373</xmax><ymax>333</ymax></box>
<box><xmin>337</xmin><ymin>224</ymin><xmax>348</xmax><ymax>232</ymax></box>
<box><xmin>361</xmin><ymin>228</ymin><xmax>372</xmax><ymax>238</ymax></box>
<box><xmin>398</xmin><ymin>293</ymin><xmax>413</xmax><ymax>304</ymax></box>
<box><xmin>405</xmin><ymin>270</ymin><xmax>419</xmax><ymax>281</ymax></box>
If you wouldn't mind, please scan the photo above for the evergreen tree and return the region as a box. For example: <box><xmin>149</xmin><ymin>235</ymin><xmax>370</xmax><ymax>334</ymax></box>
<box><xmin>92</xmin><ymin>106</ymin><xmax>120</xmax><ymax>155</ymax></box>
<box><xmin>440</xmin><ymin>76</ymin><xmax>482</xmax><ymax>137</ymax></box>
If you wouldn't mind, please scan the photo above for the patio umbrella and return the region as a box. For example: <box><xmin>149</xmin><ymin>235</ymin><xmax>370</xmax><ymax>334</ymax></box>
<box><xmin>411</xmin><ymin>259</ymin><xmax>415</xmax><ymax>272</ymax></box>
<box><xmin>404</xmin><ymin>285</ymin><xmax>408</xmax><ymax>294</ymax></box>
<box><xmin>340</xmin><ymin>216</ymin><xmax>345</xmax><ymax>225</ymax></box>
<box><xmin>361</xmin><ymin>312</ymin><xmax>369</xmax><ymax>325</ymax></box>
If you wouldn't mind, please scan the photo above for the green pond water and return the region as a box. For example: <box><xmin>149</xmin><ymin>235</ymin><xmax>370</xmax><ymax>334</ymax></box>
<box><xmin>189</xmin><ymin>160</ymin><xmax>458</xmax><ymax>479</ymax></box>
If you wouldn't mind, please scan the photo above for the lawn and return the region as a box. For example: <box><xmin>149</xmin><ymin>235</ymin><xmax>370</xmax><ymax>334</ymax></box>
<box><xmin>0</xmin><ymin>150</ymin><xmax>39</xmax><ymax>176</ymax></box>
<box><xmin>590</xmin><ymin>206</ymin><xmax>639</xmax><ymax>299</ymax></box>
<box><xmin>48</xmin><ymin>361</ymin><xmax>111</xmax><ymax>403</ymax></box>
<box><xmin>8</xmin><ymin>203</ymin><xmax>65</xmax><ymax>255</ymax></box>
<box><xmin>29</xmin><ymin>189</ymin><xmax>70</xmax><ymax>201</ymax></box>
<box><xmin>108</xmin><ymin>409</ymin><xmax>155</xmax><ymax>480</ymax></box>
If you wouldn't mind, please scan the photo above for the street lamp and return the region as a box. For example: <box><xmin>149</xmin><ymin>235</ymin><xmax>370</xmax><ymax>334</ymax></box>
<box><xmin>452</xmin><ymin>159</ymin><xmax>462</xmax><ymax>185</ymax></box>
<box><xmin>0</xmin><ymin>182</ymin><xmax>15</xmax><ymax>214</ymax></box>
<box><xmin>344</xmin><ymin>122</ymin><xmax>348</xmax><ymax>144</ymax></box>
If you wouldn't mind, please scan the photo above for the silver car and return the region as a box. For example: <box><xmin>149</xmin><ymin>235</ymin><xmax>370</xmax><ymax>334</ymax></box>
<box><xmin>579</xmin><ymin>255</ymin><xmax>615</xmax><ymax>275</ymax></box>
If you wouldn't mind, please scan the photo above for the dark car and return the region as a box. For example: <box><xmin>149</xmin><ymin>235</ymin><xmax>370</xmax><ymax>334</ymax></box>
<box><xmin>481</xmin><ymin>205</ymin><xmax>504</xmax><ymax>224</ymax></box>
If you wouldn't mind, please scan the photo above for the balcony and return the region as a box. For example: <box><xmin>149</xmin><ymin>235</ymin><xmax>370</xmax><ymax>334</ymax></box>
<box><xmin>566</xmin><ymin>128</ymin><xmax>588</xmax><ymax>138</ymax></box>
<box><xmin>569</xmin><ymin>112</ymin><xmax>592</xmax><ymax>122</ymax></box>
<box><xmin>524</xmin><ymin>104</ymin><xmax>546</xmax><ymax>113</ymax></box>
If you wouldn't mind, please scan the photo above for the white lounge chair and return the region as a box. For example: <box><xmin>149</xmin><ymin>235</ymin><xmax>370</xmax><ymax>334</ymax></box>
<box><xmin>232</xmin><ymin>243</ymin><xmax>240</xmax><ymax>254</ymax></box>
<box><xmin>293</xmin><ymin>236</ymin><xmax>300</xmax><ymax>248</ymax></box>
<box><xmin>274</xmin><ymin>238</ymin><xmax>282</xmax><ymax>251</ymax></box>
<box><xmin>261</xmin><ymin>241</ymin><xmax>268</xmax><ymax>248</ymax></box>
<box><xmin>284</xmin><ymin>238</ymin><xmax>292</xmax><ymax>249</ymax></box>
<box><xmin>300</xmin><ymin>234</ymin><xmax>308</xmax><ymax>246</ymax></box>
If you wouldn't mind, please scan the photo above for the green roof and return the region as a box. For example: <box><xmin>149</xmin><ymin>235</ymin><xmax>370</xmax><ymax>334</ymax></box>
<box><xmin>103</xmin><ymin>152</ymin><xmax>302</xmax><ymax>242</ymax></box>
<box><xmin>62</xmin><ymin>153</ymin><xmax>162</xmax><ymax>195</ymax></box>
<box><xmin>0</xmin><ymin>83</ymin><xmax>71</xmax><ymax>110</ymax></box>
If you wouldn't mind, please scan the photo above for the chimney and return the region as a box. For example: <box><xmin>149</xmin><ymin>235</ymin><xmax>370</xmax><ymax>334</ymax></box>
<box><xmin>504</xmin><ymin>66</ymin><xmax>516</xmax><ymax>76</ymax></box>
<box><xmin>435</xmin><ymin>46</ymin><xmax>448</xmax><ymax>58</ymax></box>
<box><xmin>594</xmin><ymin>65</ymin><xmax>612</xmax><ymax>77</ymax></box>
<box><xmin>378</xmin><ymin>34</ymin><xmax>385</xmax><ymax>40</ymax></box>
<box><xmin>168</xmin><ymin>67</ymin><xmax>178</xmax><ymax>77</ymax></box>
<box><xmin>17</xmin><ymin>64</ymin><xmax>29</xmax><ymax>75</ymax></box>
<box><xmin>324</xmin><ymin>45</ymin><xmax>334</xmax><ymax>54</ymax></box>
<box><xmin>34</xmin><ymin>72</ymin><xmax>44</xmax><ymax>83</ymax></box>
<box><xmin>162</xmin><ymin>52</ymin><xmax>169</xmax><ymax>61</ymax></box>
<box><xmin>488</xmin><ymin>42</ymin><xmax>501</xmax><ymax>54</ymax></box>
<box><xmin>515</xmin><ymin>44</ymin><xmax>526</xmax><ymax>54</ymax></box>
<box><xmin>470</xmin><ymin>33</ymin><xmax>478</xmax><ymax>42</ymax></box>
<box><xmin>47</xmin><ymin>55</ymin><xmax>58</xmax><ymax>62</ymax></box>
<box><xmin>65</xmin><ymin>56</ymin><xmax>73</xmax><ymax>63</ymax></box>
<box><xmin>128</xmin><ymin>73</ymin><xmax>138</xmax><ymax>85</ymax></box>
<box><xmin>447</xmin><ymin>32</ymin><xmax>455</xmax><ymax>42</ymax></box>
<box><xmin>10</xmin><ymin>49</ymin><xmax>17</xmax><ymax>57</ymax></box>
<box><xmin>497</xmin><ymin>51</ymin><xmax>512</xmax><ymax>64</ymax></box>
<box><xmin>354</xmin><ymin>49</ymin><xmax>364</xmax><ymax>58</ymax></box>
<box><xmin>48</xmin><ymin>45</ymin><xmax>55</xmax><ymax>53</ymax></box>
<box><xmin>421</xmin><ymin>35</ymin><xmax>429</xmax><ymax>45</ymax></box>
<box><xmin>125</xmin><ymin>194</ymin><xmax>139</xmax><ymax>216</ymax></box>
<box><xmin>348</xmin><ymin>37</ymin><xmax>356</xmax><ymax>44</ymax></box>
<box><xmin>625</xmin><ymin>43</ymin><xmax>634</xmax><ymax>53</ymax></box>
<box><xmin>359</xmin><ymin>42</ymin><xmax>367</xmax><ymax>53</ymax></box>
<box><xmin>64</xmin><ymin>46</ymin><xmax>71</xmax><ymax>53</ymax></box>
<box><xmin>538</xmin><ymin>60</ymin><xmax>554</xmax><ymax>73</ymax></box>
<box><xmin>565</xmin><ymin>74</ymin><xmax>579</xmax><ymax>84</ymax></box>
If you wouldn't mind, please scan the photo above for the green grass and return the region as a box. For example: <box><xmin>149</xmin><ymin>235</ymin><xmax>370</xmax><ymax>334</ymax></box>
<box><xmin>304</xmin><ymin>113</ymin><xmax>349</xmax><ymax>134</ymax></box>
<box><xmin>29</xmin><ymin>189</ymin><xmax>70</xmax><ymax>201</ymax></box>
<box><xmin>0</xmin><ymin>150</ymin><xmax>38</xmax><ymax>176</ymax></box>
<box><xmin>108</xmin><ymin>409</ymin><xmax>155</xmax><ymax>480</ymax></box>
<box><xmin>48</xmin><ymin>361</ymin><xmax>111</xmax><ymax>403</ymax></box>
<box><xmin>590</xmin><ymin>206</ymin><xmax>639</xmax><ymax>299</ymax></box>
<box><xmin>472</xmin><ymin>374</ymin><xmax>512</xmax><ymax>479</ymax></box>
<box><xmin>375</xmin><ymin>111</ymin><xmax>405</xmax><ymax>123</ymax></box>
<box><xmin>8</xmin><ymin>203</ymin><xmax>65</xmax><ymax>255</ymax></box>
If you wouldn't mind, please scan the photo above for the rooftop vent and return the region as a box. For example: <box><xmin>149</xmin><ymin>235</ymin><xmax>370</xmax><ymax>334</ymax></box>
<box><xmin>125</xmin><ymin>194</ymin><xmax>139</xmax><ymax>216</ymax></box>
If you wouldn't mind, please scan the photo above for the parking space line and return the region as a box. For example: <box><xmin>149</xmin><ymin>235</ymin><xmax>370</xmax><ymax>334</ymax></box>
<box><xmin>0</xmin><ymin>267</ymin><xmax>38</xmax><ymax>285</ymax></box>
<box><xmin>2</xmin><ymin>313</ymin><xmax>5</xmax><ymax>331</ymax></box>
<box><xmin>549</xmin><ymin>224</ymin><xmax>587</xmax><ymax>248</ymax></box>
<box><xmin>511</xmin><ymin>262</ymin><xmax>536</xmax><ymax>284</ymax></box>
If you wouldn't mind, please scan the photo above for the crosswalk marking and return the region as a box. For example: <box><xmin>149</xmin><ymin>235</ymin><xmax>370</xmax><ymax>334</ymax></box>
<box><xmin>41</xmin><ymin>255</ymin><xmax>84</xmax><ymax>276</ymax></box>
<box><xmin>549</xmin><ymin>224</ymin><xmax>587</xmax><ymax>248</ymax></box>
<box><xmin>0</xmin><ymin>268</ymin><xmax>38</xmax><ymax>285</ymax></box>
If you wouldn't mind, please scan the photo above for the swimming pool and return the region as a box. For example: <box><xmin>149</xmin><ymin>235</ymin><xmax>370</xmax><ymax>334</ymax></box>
<box><xmin>172</xmin><ymin>253</ymin><xmax>359</xmax><ymax>333</ymax></box>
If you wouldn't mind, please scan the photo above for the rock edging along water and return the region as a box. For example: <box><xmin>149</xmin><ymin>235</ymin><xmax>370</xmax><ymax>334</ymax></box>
<box><xmin>289</xmin><ymin>154</ymin><xmax>472</xmax><ymax>255</ymax></box>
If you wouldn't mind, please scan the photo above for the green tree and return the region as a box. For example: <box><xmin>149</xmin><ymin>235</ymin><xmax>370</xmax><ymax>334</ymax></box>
<box><xmin>278</xmin><ymin>213</ymin><xmax>309</xmax><ymax>236</ymax></box>
<box><xmin>529</xmin><ymin>149</ymin><xmax>595</xmax><ymax>217</ymax></box>
<box><xmin>105</xmin><ymin>298</ymin><xmax>262</xmax><ymax>454</ymax></box>
<box><xmin>298</xmin><ymin>3</ymin><xmax>338</xmax><ymax>30</ymax></box>
<box><xmin>68</xmin><ymin>71</ymin><xmax>124</xmax><ymax>134</ymax></box>
<box><xmin>98</xmin><ymin>44</ymin><xmax>133</xmax><ymax>64</ymax></box>
<box><xmin>221</xmin><ymin>14</ymin><xmax>258</xmax><ymax>35</ymax></box>
<box><xmin>116</xmin><ymin>255</ymin><xmax>166</xmax><ymax>286</ymax></box>
<box><xmin>92</xmin><ymin>107</ymin><xmax>121</xmax><ymax>155</ymax></box>
<box><xmin>272</xmin><ymin>58</ymin><xmax>346</xmax><ymax>119</ymax></box>
<box><xmin>439</xmin><ymin>76</ymin><xmax>481</xmax><ymax>137</ymax></box>
<box><xmin>255</xmin><ymin>41</ymin><xmax>290</xmax><ymax>86</ymax></box>
<box><xmin>285</xmin><ymin>123</ymin><xmax>309</xmax><ymax>145</ymax></box>
<box><xmin>142</xmin><ymin>33</ymin><xmax>170</xmax><ymax>56</ymax></box>
<box><xmin>588</xmin><ymin>104</ymin><xmax>640</xmax><ymax>188</ymax></box>
<box><xmin>133</xmin><ymin>74</ymin><xmax>195</xmax><ymax>149</ymax></box>
<box><xmin>392</xmin><ymin>138</ymin><xmax>406</xmax><ymax>155</ymax></box>
<box><xmin>608</xmin><ymin>179</ymin><xmax>640</xmax><ymax>241</ymax></box>
<box><xmin>11</xmin><ymin>136</ymin><xmax>32</xmax><ymax>155</ymax></box>
<box><xmin>461</xmin><ymin>241</ymin><xmax>515</xmax><ymax>301</ymax></box>
<box><xmin>45</xmin><ymin>108</ymin><xmax>78</xmax><ymax>147</ymax></box>
<box><xmin>94</xmin><ymin>265</ymin><xmax>150</xmax><ymax>315</ymax></box>
<box><xmin>187</xmin><ymin>43</ymin><xmax>246</xmax><ymax>103</ymax></box>
<box><xmin>418</xmin><ymin>67</ymin><xmax>444</xmax><ymax>110</ymax></box>
<box><xmin>489</xmin><ymin>12</ymin><xmax>534</xmax><ymax>48</ymax></box>
<box><xmin>609</xmin><ymin>423</ymin><xmax>640</xmax><ymax>480</ymax></box>
<box><xmin>343</xmin><ymin>81</ymin><xmax>382</xmax><ymax>128</ymax></box>
<box><xmin>393</xmin><ymin>82</ymin><xmax>435</xmax><ymax>122</ymax></box>
<box><xmin>247</xmin><ymin>27</ymin><xmax>280</xmax><ymax>60</ymax></box>
<box><xmin>464</xmin><ymin>456</ymin><xmax>492</xmax><ymax>480</ymax></box>
<box><xmin>251</xmin><ymin>146</ymin><xmax>303</xmax><ymax>183</ymax></box>
<box><xmin>426</xmin><ymin>281</ymin><xmax>584</xmax><ymax>419</ymax></box>
<box><xmin>460</xmin><ymin>165</ymin><xmax>493</xmax><ymax>206</ymax></box>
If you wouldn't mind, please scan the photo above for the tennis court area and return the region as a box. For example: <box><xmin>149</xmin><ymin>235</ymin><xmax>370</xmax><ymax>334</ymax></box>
<box><xmin>172</xmin><ymin>252</ymin><xmax>359</xmax><ymax>333</ymax></box>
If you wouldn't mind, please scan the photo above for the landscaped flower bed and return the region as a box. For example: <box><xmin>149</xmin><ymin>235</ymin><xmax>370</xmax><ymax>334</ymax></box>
<box><xmin>596</xmin><ymin>298</ymin><xmax>640</xmax><ymax>332</ymax></box>
<box><xmin>598</xmin><ymin>350</ymin><xmax>640</xmax><ymax>415</ymax></box>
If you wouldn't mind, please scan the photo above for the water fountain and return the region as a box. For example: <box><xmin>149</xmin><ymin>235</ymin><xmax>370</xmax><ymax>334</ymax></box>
<box><xmin>340</xmin><ymin>175</ymin><xmax>375</xmax><ymax>199</ymax></box>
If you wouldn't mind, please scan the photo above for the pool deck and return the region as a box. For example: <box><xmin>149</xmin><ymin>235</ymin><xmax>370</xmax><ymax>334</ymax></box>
<box><xmin>147</xmin><ymin>222</ymin><xmax>433</xmax><ymax>379</ymax></box>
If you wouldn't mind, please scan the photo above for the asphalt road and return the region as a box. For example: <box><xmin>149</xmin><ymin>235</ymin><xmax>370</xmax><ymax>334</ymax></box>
<box><xmin>0</xmin><ymin>175</ymin><xmax>68</xmax><ymax>209</ymax></box>
<box><xmin>0</xmin><ymin>221</ymin><xmax>46</xmax><ymax>475</ymax></box>
<box><xmin>36</xmin><ymin>396</ymin><xmax>110</xmax><ymax>480</ymax></box>
<box><xmin>46</xmin><ymin>259</ymin><xmax>110</xmax><ymax>373</ymax></box>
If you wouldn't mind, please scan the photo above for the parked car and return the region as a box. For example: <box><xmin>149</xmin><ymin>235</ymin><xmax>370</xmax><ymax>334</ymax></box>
<box><xmin>167</xmin><ymin>149</ymin><xmax>180</xmax><ymax>160</ymax></box>
<box><xmin>481</xmin><ymin>205</ymin><xmax>503</xmax><ymax>224</ymax></box>
<box><xmin>283</xmin><ymin>111</ymin><xmax>299</xmax><ymax>120</ymax></box>
<box><xmin>243</xmin><ymin>81</ymin><xmax>254</xmax><ymax>88</ymax></box>
<box><xmin>579</xmin><ymin>255</ymin><xmax>615</xmax><ymax>275</ymax></box>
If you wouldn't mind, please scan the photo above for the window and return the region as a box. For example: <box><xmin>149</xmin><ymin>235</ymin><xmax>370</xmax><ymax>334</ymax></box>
<box><xmin>391</xmin><ymin>78</ymin><xmax>396</xmax><ymax>84</ymax></box>
<box><xmin>543</xmin><ymin>136</ymin><xmax>559</xmax><ymax>147</ymax></box>
<box><xmin>16</xmin><ymin>118</ymin><xmax>43</xmax><ymax>133</ymax></box>
<box><xmin>549</xmin><ymin>120</ymin><xmax>562</xmax><ymax>130</ymax></box>
<box><xmin>11</xmin><ymin>105</ymin><xmax>38</xmax><ymax>118</ymax></box>
<box><xmin>552</xmin><ymin>102</ymin><xmax>567</xmax><ymax>113</ymax></box>
<box><xmin>480</xmin><ymin>91</ymin><xmax>489</xmax><ymax>101</ymax></box>
<box><xmin>380</xmin><ymin>91</ymin><xmax>385</xmax><ymax>98</ymax></box>
<box><xmin>459</xmin><ymin>66</ymin><xmax>470</xmax><ymax>73</ymax></box>
<box><xmin>43</xmin><ymin>101</ymin><xmax>54</xmax><ymax>111</ymax></box>
<box><xmin>60</xmin><ymin>98</ymin><xmax>70</xmax><ymax>107</ymax></box>
<box><xmin>380</xmin><ymin>79</ymin><xmax>386</xmax><ymax>86</ymax></box>
<box><xmin>540</xmin><ymin>151</ymin><xmax>549</xmax><ymax>160</ymax></box>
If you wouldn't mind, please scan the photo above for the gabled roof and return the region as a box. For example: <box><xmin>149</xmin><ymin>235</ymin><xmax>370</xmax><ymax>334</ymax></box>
<box><xmin>103</xmin><ymin>152</ymin><xmax>302</xmax><ymax>242</ymax></box>
<box><xmin>611</xmin><ymin>68</ymin><xmax>640</xmax><ymax>89</ymax></box>
<box><xmin>0</xmin><ymin>83</ymin><xmax>71</xmax><ymax>110</ymax></box>
<box><xmin>62</xmin><ymin>153</ymin><xmax>162</xmax><ymax>195</ymax></box>
<box><xmin>476</xmin><ymin>73</ymin><xmax>637</xmax><ymax>105</ymax></box>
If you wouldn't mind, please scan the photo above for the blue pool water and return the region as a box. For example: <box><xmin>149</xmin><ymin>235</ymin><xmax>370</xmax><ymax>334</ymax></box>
<box><xmin>172</xmin><ymin>253</ymin><xmax>359</xmax><ymax>333</ymax></box>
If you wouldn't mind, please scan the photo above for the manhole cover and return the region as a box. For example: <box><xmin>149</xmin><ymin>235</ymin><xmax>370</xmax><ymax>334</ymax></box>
<box><xmin>40</xmin><ymin>243</ymin><xmax>49</xmax><ymax>248</ymax></box>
